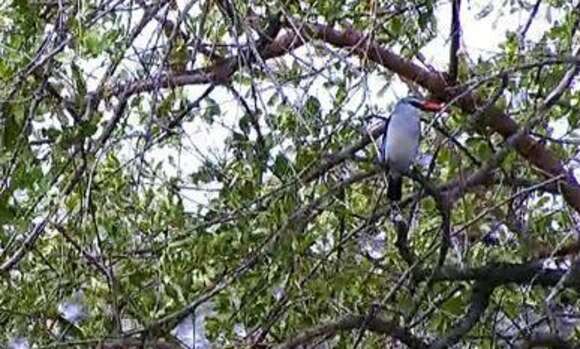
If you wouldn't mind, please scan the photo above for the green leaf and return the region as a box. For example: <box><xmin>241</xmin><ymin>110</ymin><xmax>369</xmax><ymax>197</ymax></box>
<box><xmin>81</xmin><ymin>30</ymin><xmax>106</xmax><ymax>57</ymax></box>
<box><xmin>304</xmin><ymin>96</ymin><xmax>321</xmax><ymax>119</ymax></box>
<box><xmin>202</xmin><ymin>97</ymin><xmax>221</xmax><ymax>124</ymax></box>
<box><xmin>272</xmin><ymin>153</ymin><xmax>293</xmax><ymax>179</ymax></box>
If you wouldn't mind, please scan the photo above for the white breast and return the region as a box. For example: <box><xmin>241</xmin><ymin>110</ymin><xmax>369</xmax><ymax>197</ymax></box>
<box><xmin>384</xmin><ymin>103</ymin><xmax>421</xmax><ymax>175</ymax></box>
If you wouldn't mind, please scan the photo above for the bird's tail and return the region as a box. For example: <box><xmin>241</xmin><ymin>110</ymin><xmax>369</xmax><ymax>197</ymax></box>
<box><xmin>387</xmin><ymin>175</ymin><xmax>402</xmax><ymax>201</ymax></box>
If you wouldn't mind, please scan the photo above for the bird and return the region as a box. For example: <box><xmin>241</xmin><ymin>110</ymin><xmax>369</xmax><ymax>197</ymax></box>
<box><xmin>380</xmin><ymin>96</ymin><xmax>443</xmax><ymax>201</ymax></box>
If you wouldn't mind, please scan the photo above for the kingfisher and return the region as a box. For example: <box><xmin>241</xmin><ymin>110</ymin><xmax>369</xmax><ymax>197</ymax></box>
<box><xmin>381</xmin><ymin>96</ymin><xmax>443</xmax><ymax>201</ymax></box>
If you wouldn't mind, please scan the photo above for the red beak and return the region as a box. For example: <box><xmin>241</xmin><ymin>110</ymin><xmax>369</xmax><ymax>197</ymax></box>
<box><xmin>421</xmin><ymin>100</ymin><xmax>444</xmax><ymax>112</ymax></box>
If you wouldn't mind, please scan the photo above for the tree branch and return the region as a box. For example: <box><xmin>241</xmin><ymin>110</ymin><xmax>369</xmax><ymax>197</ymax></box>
<box><xmin>541</xmin><ymin>46</ymin><xmax>580</xmax><ymax>110</ymax></box>
<box><xmin>519</xmin><ymin>0</ymin><xmax>542</xmax><ymax>41</ymax></box>
<box><xmin>442</xmin><ymin>145</ymin><xmax>511</xmax><ymax>204</ymax></box>
<box><xmin>275</xmin><ymin>314</ymin><xmax>428</xmax><ymax>349</ymax></box>
<box><xmin>519</xmin><ymin>333</ymin><xmax>578</xmax><ymax>349</ymax></box>
<box><xmin>408</xmin><ymin>171</ymin><xmax>451</xmax><ymax>267</ymax></box>
<box><xmin>45</xmin><ymin>337</ymin><xmax>182</xmax><ymax>349</ymax></box>
<box><xmin>394</xmin><ymin>218</ymin><xmax>415</xmax><ymax>266</ymax></box>
<box><xmin>448</xmin><ymin>0</ymin><xmax>462</xmax><ymax>83</ymax></box>
<box><xmin>414</xmin><ymin>262</ymin><xmax>579</xmax><ymax>288</ymax></box>
<box><xmin>301</xmin><ymin>122</ymin><xmax>385</xmax><ymax>182</ymax></box>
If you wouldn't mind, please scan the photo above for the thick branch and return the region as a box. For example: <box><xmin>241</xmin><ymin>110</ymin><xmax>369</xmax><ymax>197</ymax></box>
<box><xmin>394</xmin><ymin>218</ymin><xmax>415</xmax><ymax>266</ymax></box>
<box><xmin>50</xmin><ymin>338</ymin><xmax>182</xmax><ymax>349</ymax></box>
<box><xmin>275</xmin><ymin>314</ymin><xmax>428</xmax><ymax>349</ymax></box>
<box><xmin>413</xmin><ymin>262</ymin><xmax>579</xmax><ymax>288</ymax></box>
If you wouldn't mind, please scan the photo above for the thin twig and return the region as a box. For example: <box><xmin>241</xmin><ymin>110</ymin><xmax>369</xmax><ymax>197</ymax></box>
<box><xmin>519</xmin><ymin>0</ymin><xmax>542</xmax><ymax>41</ymax></box>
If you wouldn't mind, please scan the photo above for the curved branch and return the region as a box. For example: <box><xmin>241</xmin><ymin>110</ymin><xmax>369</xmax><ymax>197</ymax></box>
<box><xmin>275</xmin><ymin>314</ymin><xmax>428</xmax><ymax>349</ymax></box>
<box><xmin>414</xmin><ymin>262</ymin><xmax>579</xmax><ymax>289</ymax></box>
<box><xmin>43</xmin><ymin>337</ymin><xmax>181</xmax><ymax>349</ymax></box>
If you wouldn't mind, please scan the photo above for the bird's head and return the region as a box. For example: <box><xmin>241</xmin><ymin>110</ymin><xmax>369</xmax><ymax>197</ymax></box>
<box><xmin>400</xmin><ymin>96</ymin><xmax>444</xmax><ymax>112</ymax></box>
